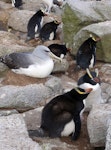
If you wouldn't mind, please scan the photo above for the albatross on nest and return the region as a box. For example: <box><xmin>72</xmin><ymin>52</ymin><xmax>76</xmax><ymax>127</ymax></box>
<box><xmin>0</xmin><ymin>45</ymin><xmax>62</xmax><ymax>78</ymax></box>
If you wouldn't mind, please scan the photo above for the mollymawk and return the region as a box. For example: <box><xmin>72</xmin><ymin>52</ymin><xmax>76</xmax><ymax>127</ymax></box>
<box><xmin>0</xmin><ymin>45</ymin><xmax>62</xmax><ymax>78</ymax></box>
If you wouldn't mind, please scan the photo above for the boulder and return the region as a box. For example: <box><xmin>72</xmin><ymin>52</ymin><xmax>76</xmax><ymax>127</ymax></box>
<box><xmin>105</xmin><ymin>119</ymin><xmax>111</xmax><ymax>150</ymax></box>
<box><xmin>8</xmin><ymin>10</ymin><xmax>35</xmax><ymax>32</ymax></box>
<box><xmin>0</xmin><ymin>76</ymin><xmax>63</xmax><ymax>111</ymax></box>
<box><xmin>0</xmin><ymin>114</ymin><xmax>42</xmax><ymax>150</ymax></box>
<box><xmin>87</xmin><ymin>104</ymin><xmax>111</xmax><ymax>147</ymax></box>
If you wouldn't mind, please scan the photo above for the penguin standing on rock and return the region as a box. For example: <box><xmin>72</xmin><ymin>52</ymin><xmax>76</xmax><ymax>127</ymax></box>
<box><xmin>76</xmin><ymin>35</ymin><xmax>100</xmax><ymax>70</ymax></box>
<box><xmin>48</xmin><ymin>43</ymin><xmax>70</xmax><ymax>58</ymax></box>
<box><xmin>28</xmin><ymin>87</ymin><xmax>92</xmax><ymax>140</ymax></box>
<box><xmin>11</xmin><ymin>0</ymin><xmax>22</xmax><ymax>8</ymax></box>
<box><xmin>39</xmin><ymin>20</ymin><xmax>60</xmax><ymax>42</ymax></box>
<box><xmin>27</xmin><ymin>9</ymin><xmax>47</xmax><ymax>41</ymax></box>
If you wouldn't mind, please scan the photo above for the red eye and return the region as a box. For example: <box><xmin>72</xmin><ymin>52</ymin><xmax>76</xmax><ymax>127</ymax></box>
<box><xmin>93</xmin><ymin>77</ymin><xmax>100</xmax><ymax>83</ymax></box>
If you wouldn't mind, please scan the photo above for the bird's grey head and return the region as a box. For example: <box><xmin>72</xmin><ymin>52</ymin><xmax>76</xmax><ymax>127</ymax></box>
<box><xmin>33</xmin><ymin>45</ymin><xmax>62</xmax><ymax>61</ymax></box>
<box><xmin>32</xmin><ymin>45</ymin><xmax>50</xmax><ymax>58</ymax></box>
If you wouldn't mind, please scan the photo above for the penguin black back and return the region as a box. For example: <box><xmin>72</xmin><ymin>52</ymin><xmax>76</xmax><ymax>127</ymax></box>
<box><xmin>48</xmin><ymin>43</ymin><xmax>69</xmax><ymax>58</ymax></box>
<box><xmin>76</xmin><ymin>37</ymin><xmax>98</xmax><ymax>69</ymax></box>
<box><xmin>39</xmin><ymin>20</ymin><xmax>60</xmax><ymax>42</ymax></box>
<box><xmin>28</xmin><ymin>87</ymin><xmax>92</xmax><ymax>140</ymax></box>
<box><xmin>12</xmin><ymin>0</ymin><xmax>22</xmax><ymax>8</ymax></box>
<box><xmin>27</xmin><ymin>9</ymin><xmax>46</xmax><ymax>40</ymax></box>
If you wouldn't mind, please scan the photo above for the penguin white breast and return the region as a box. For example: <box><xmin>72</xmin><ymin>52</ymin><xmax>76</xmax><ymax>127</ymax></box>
<box><xmin>11</xmin><ymin>0</ymin><xmax>15</xmax><ymax>7</ymax></box>
<box><xmin>61</xmin><ymin>119</ymin><xmax>75</xmax><ymax>137</ymax></box>
<box><xmin>12</xmin><ymin>59</ymin><xmax>54</xmax><ymax>78</ymax></box>
<box><xmin>49</xmin><ymin>32</ymin><xmax>54</xmax><ymax>40</ymax></box>
<box><xmin>89</xmin><ymin>54</ymin><xmax>94</xmax><ymax>68</ymax></box>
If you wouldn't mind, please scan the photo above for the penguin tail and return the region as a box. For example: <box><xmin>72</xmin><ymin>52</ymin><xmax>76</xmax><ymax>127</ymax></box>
<box><xmin>28</xmin><ymin>128</ymin><xmax>48</xmax><ymax>137</ymax></box>
<box><xmin>0</xmin><ymin>56</ymin><xmax>4</xmax><ymax>63</ymax></box>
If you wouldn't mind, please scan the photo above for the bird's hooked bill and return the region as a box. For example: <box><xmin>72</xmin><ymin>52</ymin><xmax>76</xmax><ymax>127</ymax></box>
<box><xmin>49</xmin><ymin>51</ymin><xmax>62</xmax><ymax>62</ymax></box>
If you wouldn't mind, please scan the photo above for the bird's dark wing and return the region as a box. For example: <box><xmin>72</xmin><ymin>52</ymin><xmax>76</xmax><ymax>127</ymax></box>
<box><xmin>0</xmin><ymin>52</ymin><xmax>34</xmax><ymax>69</ymax></box>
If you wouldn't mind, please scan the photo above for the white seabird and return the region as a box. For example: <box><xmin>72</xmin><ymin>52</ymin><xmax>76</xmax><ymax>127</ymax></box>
<box><xmin>0</xmin><ymin>45</ymin><xmax>62</xmax><ymax>78</ymax></box>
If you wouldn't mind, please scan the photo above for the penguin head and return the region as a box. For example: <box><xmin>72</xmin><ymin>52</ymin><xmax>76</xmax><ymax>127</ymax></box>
<box><xmin>38</xmin><ymin>8</ymin><xmax>48</xmax><ymax>16</ymax></box>
<box><xmin>53</xmin><ymin>20</ymin><xmax>61</xmax><ymax>25</ymax></box>
<box><xmin>78</xmin><ymin>68</ymin><xmax>101</xmax><ymax>87</ymax></box>
<box><xmin>89</xmin><ymin>34</ymin><xmax>100</xmax><ymax>42</ymax></box>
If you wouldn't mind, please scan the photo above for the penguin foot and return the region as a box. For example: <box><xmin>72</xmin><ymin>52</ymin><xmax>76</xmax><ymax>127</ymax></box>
<box><xmin>28</xmin><ymin>128</ymin><xmax>48</xmax><ymax>137</ymax></box>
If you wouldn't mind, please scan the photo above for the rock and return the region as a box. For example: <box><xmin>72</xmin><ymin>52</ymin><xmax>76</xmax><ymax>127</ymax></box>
<box><xmin>63</xmin><ymin>0</ymin><xmax>111</xmax><ymax>63</ymax></box>
<box><xmin>22</xmin><ymin>0</ymin><xmax>44</xmax><ymax>11</ymax></box>
<box><xmin>0</xmin><ymin>109</ymin><xmax>18</xmax><ymax>116</ymax></box>
<box><xmin>0</xmin><ymin>114</ymin><xmax>42</xmax><ymax>150</ymax></box>
<box><xmin>0</xmin><ymin>31</ymin><xmax>33</xmax><ymax>55</ymax></box>
<box><xmin>0</xmin><ymin>1</ymin><xmax>12</xmax><ymax>9</ymax></box>
<box><xmin>8</xmin><ymin>10</ymin><xmax>35</xmax><ymax>32</ymax></box>
<box><xmin>53</xmin><ymin>59</ymin><xmax>69</xmax><ymax>73</ymax></box>
<box><xmin>22</xmin><ymin>107</ymin><xmax>43</xmax><ymax>130</ymax></box>
<box><xmin>0</xmin><ymin>76</ymin><xmax>63</xmax><ymax>111</ymax></box>
<box><xmin>87</xmin><ymin>104</ymin><xmax>111</xmax><ymax>147</ymax></box>
<box><xmin>105</xmin><ymin>119</ymin><xmax>111</xmax><ymax>150</ymax></box>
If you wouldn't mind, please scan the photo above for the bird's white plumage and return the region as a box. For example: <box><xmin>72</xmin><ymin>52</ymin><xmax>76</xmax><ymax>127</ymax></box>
<box><xmin>79</xmin><ymin>83</ymin><xmax>104</xmax><ymax>110</ymax></box>
<box><xmin>61</xmin><ymin>119</ymin><xmax>75</xmax><ymax>136</ymax></box>
<box><xmin>10</xmin><ymin>45</ymin><xmax>60</xmax><ymax>78</ymax></box>
<box><xmin>12</xmin><ymin>58</ymin><xmax>54</xmax><ymax>78</ymax></box>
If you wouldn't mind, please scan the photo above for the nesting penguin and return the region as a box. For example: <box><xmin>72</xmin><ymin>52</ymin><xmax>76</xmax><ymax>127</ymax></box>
<box><xmin>0</xmin><ymin>45</ymin><xmax>61</xmax><ymax>78</ymax></box>
<box><xmin>28</xmin><ymin>87</ymin><xmax>92</xmax><ymax>140</ymax></box>
<box><xmin>27</xmin><ymin>9</ymin><xmax>47</xmax><ymax>41</ymax></box>
<box><xmin>48</xmin><ymin>43</ymin><xmax>70</xmax><ymax>58</ymax></box>
<box><xmin>78</xmin><ymin>68</ymin><xmax>103</xmax><ymax>111</ymax></box>
<box><xmin>11</xmin><ymin>0</ymin><xmax>22</xmax><ymax>8</ymax></box>
<box><xmin>39</xmin><ymin>20</ymin><xmax>60</xmax><ymax>42</ymax></box>
<box><xmin>76</xmin><ymin>35</ymin><xmax>100</xmax><ymax>70</ymax></box>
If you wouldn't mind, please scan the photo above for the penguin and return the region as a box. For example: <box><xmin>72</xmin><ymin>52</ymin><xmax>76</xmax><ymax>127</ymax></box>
<box><xmin>39</xmin><ymin>20</ymin><xmax>60</xmax><ymax>42</ymax></box>
<box><xmin>78</xmin><ymin>68</ymin><xmax>104</xmax><ymax>111</ymax></box>
<box><xmin>11</xmin><ymin>0</ymin><xmax>22</xmax><ymax>8</ymax></box>
<box><xmin>28</xmin><ymin>87</ymin><xmax>92</xmax><ymax>140</ymax></box>
<box><xmin>48</xmin><ymin>43</ymin><xmax>70</xmax><ymax>58</ymax></box>
<box><xmin>27</xmin><ymin>9</ymin><xmax>47</xmax><ymax>41</ymax></box>
<box><xmin>0</xmin><ymin>45</ymin><xmax>62</xmax><ymax>78</ymax></box>
<box><xmin>76</xmin><ymin>35</ymin><xmax>100</xmax><ymax>70</ymax></box>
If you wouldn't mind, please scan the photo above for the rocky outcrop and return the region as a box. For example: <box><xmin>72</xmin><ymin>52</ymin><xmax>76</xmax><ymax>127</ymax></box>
<box><xmin>105</xmin><ymin>119</ymin><xmax>111</xmax><ymax>150</ymax></box>
<box><xmin>0</xmin><ymin>76</ymin><xmax>63</xmax><ymax>111</ymax></box>
<box><xmin>87</xmin><ymin>104</ymin><xmax>111</xmax><ymax>147</ymax></box>
<box><xmin>0</xmin><ymin>113</ymin><xmax>42</xmax><ymax>150</ymax></box>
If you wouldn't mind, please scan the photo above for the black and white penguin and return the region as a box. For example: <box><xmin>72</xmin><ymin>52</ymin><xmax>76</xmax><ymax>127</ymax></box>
<box><xmin>27</xmin><ymin>9</ymin><xmax>47</xmax><ymax>41</ymax></box>
<box><xmin>48</xmin><ymin>43</ymin><xmax>70</xmax><ymax>58</ymax></box>
<box><xmin>78</xmin><ymin>68</ymin><xmax>103</xmax><ymax>111</ymax></box>
<box><xmin>28</xmin><ymin>87</ymin><xmax>92</xmax><ymax>140</ymax></box>
<box><xmin>11</xmin><ymin>0</ymin><xmax>22</xmax><ymax>8</ymax></box>
<box><xmin>39</xmin><ymin>20</ymin><xmax>60</xmax><ymax>42</ymax></box>
<box><xmin>0</xmin><ymin>45</ymin><xmax>61</xmax><ymax>78</ymax></box>
<box><xmin>76</xmin><ymin>35</ymin><xmax>100</xmax><ymax>70</ymax></box>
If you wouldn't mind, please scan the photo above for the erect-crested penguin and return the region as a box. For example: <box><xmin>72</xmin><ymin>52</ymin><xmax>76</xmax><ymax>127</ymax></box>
<box><xmin>39</xmin><ymin>20</ymin><xmax>61</xmax><ymax>42</ymax></box>
<box><xmin>27</xmin><ymin>9</ymin><xmax>47</xmax><ymax>41</ymax></box>
<box><xmin>28</xmin><ymin>87</ymin><xmax>92</xmax><ymax>140</ymax></box>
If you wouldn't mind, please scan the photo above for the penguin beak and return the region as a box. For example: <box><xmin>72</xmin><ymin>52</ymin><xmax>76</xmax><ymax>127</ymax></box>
<box><xmin>49</xmin><ymin>51</ymin><xmax>62</xmax><ymax>62</ymax></box>
<box><xmin>86</xmin><ymin>68</ymin><xmax>93</xmax><ymax>79</ymax></box>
